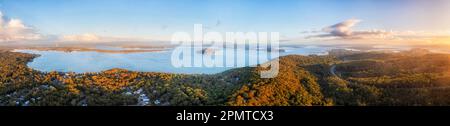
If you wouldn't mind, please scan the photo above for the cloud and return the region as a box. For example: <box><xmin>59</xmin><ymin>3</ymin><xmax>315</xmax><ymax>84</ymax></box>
<box><xmin>0</xmin><ymin>11</ymin><xmax>167</xmax><ymax>44</ymax></box>
<box><xmin>0</xmin><ymin>11</ymin><xmax>42</xmax><ymax>42</ymax></box>
<box><xmin>58</xmin><ymin>33</ymin><xmax>134</xmax><ymax>43</ymax></box>
<box><xmin>60</xmin><ymin>33</ymin><xmax>101</xmax><ymax>42</ymax></box>
<box><xmin>324</xmin><ymin>19</ymin><xmax>361</xmax><ymax>37</ymax></box>
<box><xmin>292</xmin><ymin>19</ymin><xmax>450</xmax><ymax>46</ymax></box>
<box><xmin>307</xmin><ymin>19</ymin><xmax>394</xmax><ymax>40</ymax></box>
<box><xmin>58</xmin><ymin>33</ymin><xmax>171</xmax><ymax>43</ymax></box>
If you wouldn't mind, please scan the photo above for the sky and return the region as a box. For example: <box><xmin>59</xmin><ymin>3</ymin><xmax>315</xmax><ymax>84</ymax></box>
<box><xmin>0</xmin><ymin>0</ymin><xmax>450</xmax><ymax>44</ymax></box>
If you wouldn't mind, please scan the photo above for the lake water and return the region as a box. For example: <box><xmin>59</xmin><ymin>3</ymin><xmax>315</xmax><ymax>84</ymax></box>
<box><xmin>14</xmin><ymin>46</ymin><xmax>332</xmax><ymax>74</ymax></box>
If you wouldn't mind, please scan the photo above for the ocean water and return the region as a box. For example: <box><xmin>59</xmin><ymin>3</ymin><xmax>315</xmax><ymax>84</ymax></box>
<box><xmin>14</xmin><ymin>46</ymin><xmax>331</xmax><ymax>74</ymax></box>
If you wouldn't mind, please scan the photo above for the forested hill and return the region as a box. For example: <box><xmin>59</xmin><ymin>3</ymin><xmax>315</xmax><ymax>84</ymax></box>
<box><xmin>1</xmin><ymin>49</ymin><xmax>450</xmax><ymax>106</ymax></box>
<box><xmin>226</xmin><ymin>55</ymin><xmax>337</xmax><ymax>106</ymax></box>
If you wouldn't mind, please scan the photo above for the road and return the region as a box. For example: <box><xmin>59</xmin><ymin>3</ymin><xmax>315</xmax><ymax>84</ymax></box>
<box><xmin>330</xmin><ymin>64</ymin><xmax>338</xmax><ymax>77</ymax></box>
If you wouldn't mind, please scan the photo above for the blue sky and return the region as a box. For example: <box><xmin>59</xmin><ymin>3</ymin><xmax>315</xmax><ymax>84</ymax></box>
<box><xmin>0</xmin><ymin>0</ymin><xmax>450</xmax><ymax>43</ymax></box>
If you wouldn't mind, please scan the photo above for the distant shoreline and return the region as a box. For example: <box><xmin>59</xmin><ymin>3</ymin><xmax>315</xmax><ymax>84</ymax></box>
<box><xmin>9</xmin><ymin>46</ymin><xmax>171</xmax><ymax>54</ymax></box>
<box><xmin>23</xmin><ymin>47</ymin><xmax>166</xmax><ymax>54</ymax></box>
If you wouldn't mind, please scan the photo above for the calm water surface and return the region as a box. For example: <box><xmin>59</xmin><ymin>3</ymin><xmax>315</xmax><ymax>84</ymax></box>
<box><xmin>14</xmin><ymin>46</ymin><xmax>332</xmax><ymax>74</ymax></box>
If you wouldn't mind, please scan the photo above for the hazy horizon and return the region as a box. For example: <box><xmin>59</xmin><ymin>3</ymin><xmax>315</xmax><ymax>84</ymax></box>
<box><xmin>0</xmin><ymin>0</ymin><xmax>449</xmax><ymax>46</ymax></box>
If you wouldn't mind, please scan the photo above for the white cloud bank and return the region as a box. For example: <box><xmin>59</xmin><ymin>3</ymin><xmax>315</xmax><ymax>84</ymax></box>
<box><xmin>0</xmin><ymin>11</ymin><xmax>167</xmax><ymax>44</ymax></box>
<box><xmin>60</xmin><ymin>33</ymin><xmax>102</xmax><ymax>42</ymax></box>
<box><xmin>297</xmin><ymin>19</ymin><xmax>450</xmax><ymax>45</ymax></box>
<box><xmin>57</xmin><ymin>33</ymin><xmax>171</xmax><ymax>43</ymax></box>
<box><xmin>0</xmin><ymin>11</ymin><xmax>42</xmax><ymax>42</ymax></box>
